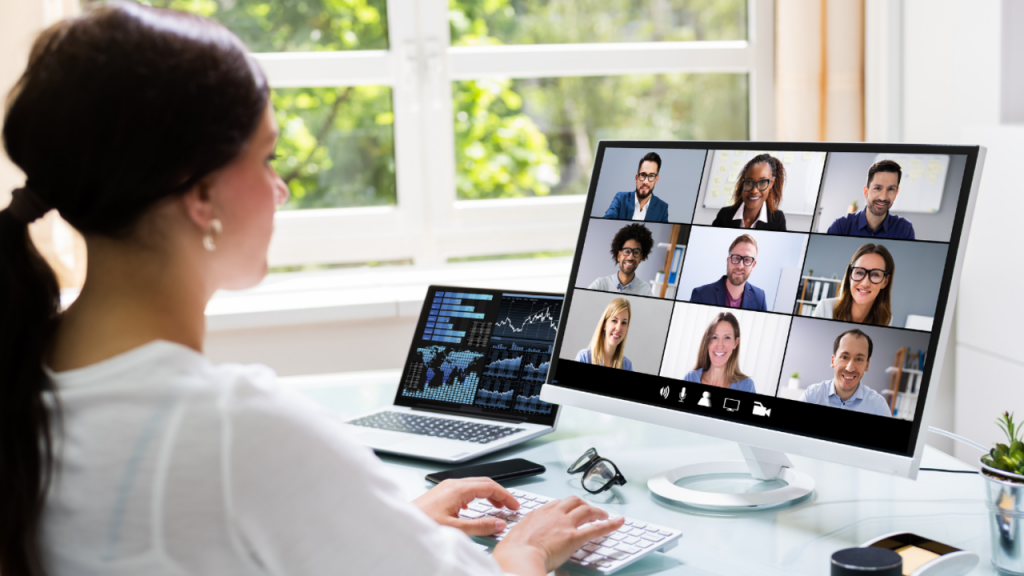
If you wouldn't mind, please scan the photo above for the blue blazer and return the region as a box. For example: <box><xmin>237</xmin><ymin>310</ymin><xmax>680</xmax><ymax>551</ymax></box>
<box><xmin>603</xmin><ymin>191</ymin><xmax>669</xmax><ymax>222</ymax></box>
<box><xmin>689</xmin><ymin>276</ymin><xmax>768</xmax><ymax>311</ymax></box>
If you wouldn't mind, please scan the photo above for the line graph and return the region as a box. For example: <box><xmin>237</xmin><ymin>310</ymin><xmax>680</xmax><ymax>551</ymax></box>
<box><xmin>492</xmin><ymin>295</ymin><xmax>562</xmax><ymax>341</ymax></box>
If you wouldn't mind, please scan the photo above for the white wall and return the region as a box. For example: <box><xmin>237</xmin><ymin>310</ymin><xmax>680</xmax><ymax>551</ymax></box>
<box><xmin>893</xmin><ymin>0</ymin><xmax>1022</xmax><ymax>459</ymax></box>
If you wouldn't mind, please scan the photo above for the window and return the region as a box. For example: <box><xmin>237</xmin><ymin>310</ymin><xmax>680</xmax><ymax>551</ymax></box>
<box><xmin>142</xmin><ymin>0</ymin><xmax>774</xmax><ymax>267</ymax></box>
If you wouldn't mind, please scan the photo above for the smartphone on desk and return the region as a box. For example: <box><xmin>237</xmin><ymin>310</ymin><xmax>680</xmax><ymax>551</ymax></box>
<box><xmin>425</xmin><ymin>458</ymin><xmax>546</xmax><ymax>485</ymax></box>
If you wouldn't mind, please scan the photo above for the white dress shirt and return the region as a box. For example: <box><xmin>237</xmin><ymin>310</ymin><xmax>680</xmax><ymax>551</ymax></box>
<box><xmin>632</xmin><ymin>192</ymin><xmax>649</xmax><ymax>220</ymax></box>
<box><xmin>732</xmin><ymin>202</ymin><xmax>768</xmax><ymax>228</ymax></box>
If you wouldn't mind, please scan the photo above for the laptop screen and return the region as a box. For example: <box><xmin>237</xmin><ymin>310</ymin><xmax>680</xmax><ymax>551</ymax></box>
<box><xmin>393</xmin><ymin>285</ymin><xmax>562</xmax><ymax>426</ymax></box>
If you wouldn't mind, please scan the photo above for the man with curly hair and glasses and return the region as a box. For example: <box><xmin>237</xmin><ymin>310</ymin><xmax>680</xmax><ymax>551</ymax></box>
<box><xmin>588</xmin><ymin>223</ymin><xmax>656</xmax><ymax>296</ymax></box>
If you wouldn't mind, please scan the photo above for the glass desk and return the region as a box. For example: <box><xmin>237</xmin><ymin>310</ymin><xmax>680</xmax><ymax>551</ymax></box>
<box><xmin>287</xmin><ymin>370</ymin><xmax>994</xmax><ymax>576</ymax></box>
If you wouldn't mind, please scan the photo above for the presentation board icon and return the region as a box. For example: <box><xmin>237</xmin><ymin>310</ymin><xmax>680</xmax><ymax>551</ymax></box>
<box><xmin>724</xmin><ymin>398</ymin><xmax>740</xmax><ymax>412</ymax></box>
<box><xmin>698</xmin><ymin>391</ymin><xmax>712</xmax><ymax>407</ymax></box>
<box><xmin>660</xmin><ymin>386</ymin><xmax>670</xmax><ymax>399</ymax></box>
<box><xmin>752</xmin><ymin>402</ymin><xmax>771</xmax><ymax>417</ymax></box>
<box><xmin>678</xmin><ymin>387</ymin><xmax>687</xmax><ymax>402</ymax></box>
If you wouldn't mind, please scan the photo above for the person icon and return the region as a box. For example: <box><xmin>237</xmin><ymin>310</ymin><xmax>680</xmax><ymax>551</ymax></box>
<box><xmin>698</xmin><ymin>391</ymin><xmax>712</xmax><ymax>407</ymax></box>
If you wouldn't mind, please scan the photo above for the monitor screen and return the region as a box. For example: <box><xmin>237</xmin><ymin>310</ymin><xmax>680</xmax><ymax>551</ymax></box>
<box><xmin>548</xmin><ymin>143</ymin><xmax>981</xmax><ymax>456</ymax></box>
<box><xmin>395</xmin><ymin>286</ymin><xmax>562</xmax><ymax>425</ymax></box>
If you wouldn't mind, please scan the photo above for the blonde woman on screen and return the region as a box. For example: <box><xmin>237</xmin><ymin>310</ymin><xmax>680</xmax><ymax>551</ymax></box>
<box><xmin>812</xmin><ymin>243</ymin><xmax>895</xmax><ymax>326</ymax></box>
<box><xmin>682</xmin><ymin>312</ymin><xmax>755</xmax><ymax>392</ymax></box>
<box><xmin>576</xmin><ymin>298</ymin><xmax>633</xmax><ymax>371</ymax></box>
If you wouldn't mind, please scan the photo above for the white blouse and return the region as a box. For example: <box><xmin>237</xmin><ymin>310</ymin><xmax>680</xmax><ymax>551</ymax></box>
<box><xmin>41</xmin><ymin>340</ymin><xmax>505</xmax><ymax>576</ymax></box>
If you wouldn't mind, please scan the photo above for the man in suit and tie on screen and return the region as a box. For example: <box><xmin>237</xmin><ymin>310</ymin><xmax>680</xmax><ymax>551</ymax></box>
<box><xmin>603</xmin><ymin>152</ymin><xmax>670</xmax><ymax>222</ymax></box>
<box><xmin>689</xmin><ymin>234</ymin><xmax>768</xmax><ymax>311</ymax></box>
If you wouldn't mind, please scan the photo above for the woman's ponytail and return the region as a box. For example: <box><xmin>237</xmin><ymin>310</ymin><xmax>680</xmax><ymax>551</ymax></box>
<box><xmin>0</xmin><ymin>196</ymin><xmax>61</xmax><ymax>576</ymax></box>
<box><xmin>0</xmin><ymin>2</ymin><xmax>268</xmax><ymax>573</ymax></box>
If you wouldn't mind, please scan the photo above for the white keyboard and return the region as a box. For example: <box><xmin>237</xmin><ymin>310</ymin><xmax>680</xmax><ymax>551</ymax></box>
<box><xmin>459</xmin><ymin>488</ymin><xmax>682</xmax><ymax>573</ymax></box>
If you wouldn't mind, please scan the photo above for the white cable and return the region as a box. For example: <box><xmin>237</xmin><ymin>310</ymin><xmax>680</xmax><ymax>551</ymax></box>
<box><xmin>928</xmin><ymin>426</ymin><xmax>988</xmax><ymax>453</ymax></box>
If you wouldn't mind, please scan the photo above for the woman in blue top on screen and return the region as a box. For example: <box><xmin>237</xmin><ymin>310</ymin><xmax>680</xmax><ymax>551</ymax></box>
<box><xmin>576</xmin><ymin>298</ymin><xmax>633</xmax><ymax>371</ymax></box>
<box><xmin>683</xmin><ymin>312</ymin><xmax>756</xmax><ymax>392</ymax></box>
<box><xmin>710</xmin><ymin>154</ymin><xmax>788</xmax><ymax>231</ymax></box>
<box><xmin>812</xmin><ymin>243</ymin><xmax>895</xmax><ymax>326</ymax></box>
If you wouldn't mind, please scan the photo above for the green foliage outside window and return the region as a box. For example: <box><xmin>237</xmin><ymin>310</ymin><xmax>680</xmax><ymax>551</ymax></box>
<box><xmin>129</xmin><ymin>0</ymin><xmax>747</xmax><ymax>208</ymax></box>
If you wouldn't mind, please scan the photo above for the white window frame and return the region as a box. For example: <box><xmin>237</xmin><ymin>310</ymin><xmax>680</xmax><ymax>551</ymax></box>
<box><xmin>256</xmin><ymin>0</ymin><xmax>774</xmax><ymax>268</ymax></box>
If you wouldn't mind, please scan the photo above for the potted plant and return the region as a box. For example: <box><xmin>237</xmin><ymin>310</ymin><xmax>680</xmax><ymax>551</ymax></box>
<box><xmin>787</xmin><ymin>372</ymin><xmax>800</xmax><ymax>390</ymax></box>
<box><xmin>847</xmin><ymin>199</ymin><xmax>859</xmax><ymax>214</ymax></box>
<box><xmin>981</xmin><ymin>412</ymin><xmax>1024</xmax><ymax>574</ymax></box>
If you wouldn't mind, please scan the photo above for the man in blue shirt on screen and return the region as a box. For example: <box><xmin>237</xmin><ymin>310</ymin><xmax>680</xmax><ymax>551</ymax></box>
<box><xmin>689</xmin><ymin>234</ymin><xmax>768</xmax><ymax>311</ymax></box>
<box><xmin>826</xmin><ymin>159</ymin><xmax>916</xmax><ymax>240</ymax></box>
<box><xmin>799</xmin><ymin>329</ymin><xmax>892</xmax><ymax>417</ymax></box>
<box><xmin>603</xmin><ymin>152</ymin><xmax>670</xmax><ymax>222</ymax></box>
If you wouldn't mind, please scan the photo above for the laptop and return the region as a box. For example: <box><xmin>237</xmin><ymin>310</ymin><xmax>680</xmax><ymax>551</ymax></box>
<box><xmin>346</xmin><ymin>285</ymin><xmax>563</xmax><ymax>463</ymax></box>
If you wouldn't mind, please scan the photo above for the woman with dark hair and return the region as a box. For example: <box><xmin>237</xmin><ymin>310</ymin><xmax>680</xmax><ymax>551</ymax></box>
<box><xmin>0</xmin><ymin>5</ymin><xmax>620</xmax><ymax>576</ymax></box>
<box><xmin>711</xmin><ymin>153</ymin><xmax>788</xmax><ymax>231</ymax></box>
<box><xmin>682</xmin><ymin>312</ymin><xmax>755</xmax><ymax>392</ymax></box>
<box><xmin>813</xmin><ymin>243</ymin><xmax>895</xmax><ymax>326</ymax></box>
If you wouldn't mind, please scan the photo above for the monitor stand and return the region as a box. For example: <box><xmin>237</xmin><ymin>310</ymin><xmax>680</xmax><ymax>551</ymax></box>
<box><xmin>647</xmin><ymin>444</ymin><xmax>815</xmax><ymax>510</ymax></box>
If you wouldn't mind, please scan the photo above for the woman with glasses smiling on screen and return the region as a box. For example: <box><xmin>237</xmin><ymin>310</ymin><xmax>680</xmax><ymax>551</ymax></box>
<box><xmin>0</xmin><ymin>5</ymin><xmax>621</xmax><ymax>576</ymax></box>
<box><xmin>682</xmin><ymin>312</ymin><xmax>756</xmax><ymax>393</ymax></box>
<box><xmin>812</xmin><ymin>244</ymin><xmax>895</xmax><ymax>326</ymax></box>
<box><xmin>711</xmin><ymin>153</ymin><xmax>788</xmax><ymax>231</ymax></box>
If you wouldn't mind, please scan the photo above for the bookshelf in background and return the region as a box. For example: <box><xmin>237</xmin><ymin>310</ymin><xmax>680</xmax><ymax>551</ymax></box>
<box><xmin>795</xmin><ymin>276</ymin><xmax>841</xmax><ymax>316</ymax></box>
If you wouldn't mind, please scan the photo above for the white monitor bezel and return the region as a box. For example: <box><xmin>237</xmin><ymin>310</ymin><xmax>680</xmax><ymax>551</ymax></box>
<box><xmin>541</xmin><ymin>142</ymin><xmax>985</xmax><ymax>479</ymax></box>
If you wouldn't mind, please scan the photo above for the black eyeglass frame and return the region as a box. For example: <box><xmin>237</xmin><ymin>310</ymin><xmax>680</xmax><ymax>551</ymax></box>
<box><xmin>740</xmin><ymin>177</ymin><xmax>774</xmax><ymax>192</ymax></box>
<box><xmin>849</xmin><ymin>266</ymin><xmax>889</xmax><ymax>284</ymax></box>
<box><xmin>567</xmin><ymin>447</ymin><xmax>627</xmax><ymax>494</ymax></box>
<box><xmin>636</xmin><ymin>172</ymin><xmax>659</xmax><ymax>182</ymax></box>
<box><xmin>619</xmin><ymin>247</ymin><xmax>643</xmax><ymax>259</ymax></box>
<box><xmin>728</xmin><ymin>254</ymin><xmax>756</xmax><ymax>267</ymax></box>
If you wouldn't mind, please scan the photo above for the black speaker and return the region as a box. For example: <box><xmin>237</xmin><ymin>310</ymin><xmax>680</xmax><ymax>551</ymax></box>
<box><xmin>831</xmin><ymin>547</ymin><xmax>902</xmax><ymax>576</ymax></box>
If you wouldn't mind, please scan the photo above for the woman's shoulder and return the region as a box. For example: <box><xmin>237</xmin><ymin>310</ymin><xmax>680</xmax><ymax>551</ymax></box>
<box><xmin>812</xmin><ymin>297</ymin><xmax>838</xmax><ymax>317</ymax></box>
<box><xmin>730</xmin><ymin>377</ymin><xmax>756</xmax><ymax>393</ymax></box>
<box><xmin>712</xmin><ymin>203</ymin><xmax>741</xmax><ymax>225</ymax></box>
<box><xmin>682</xmin><ymin>368</ymin><xmax>702</xmax><ymax>381</ymax></box>
<box><xmin>575</xmin><ymin>348</ymin><xmax>591</xmax><ymax>362</ymax></box>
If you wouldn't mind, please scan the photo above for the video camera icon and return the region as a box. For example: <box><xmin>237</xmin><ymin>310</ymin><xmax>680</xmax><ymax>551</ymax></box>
<box><xmin>752</xmin><ymin>401</ymin><xmax>771</xmax><ymax>417</ymax></box>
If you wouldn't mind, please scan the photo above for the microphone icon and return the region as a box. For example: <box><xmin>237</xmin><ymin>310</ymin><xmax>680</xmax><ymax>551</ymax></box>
<box><xmin>678</xmin><ymin>387</ymin><xmax>687</xmax><ymax>402</ymax></box>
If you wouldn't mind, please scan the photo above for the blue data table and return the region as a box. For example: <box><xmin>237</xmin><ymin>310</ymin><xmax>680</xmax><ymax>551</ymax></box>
<box><xmin>287</xmin><ymin>371</ymin><xmax>995</xmax><ymax>576</ymax></box>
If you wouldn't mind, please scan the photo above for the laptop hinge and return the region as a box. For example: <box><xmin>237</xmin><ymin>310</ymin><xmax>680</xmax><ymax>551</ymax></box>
<box><xmin>411</xmin><ymin>404</ymin><xmax>530</xmax><ymax>424</ymax></box>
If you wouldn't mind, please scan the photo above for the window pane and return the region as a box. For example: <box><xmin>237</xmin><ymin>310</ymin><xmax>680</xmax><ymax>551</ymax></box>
<box><xmin>449</xmin><ymin>0</ymin><xmax>746</xmax><ymax>46</ymax></box>
<box><xmin>273</xmin><ymin>87</ymin><xmax>396</xmax><ymax>210</ymax></box>
<box><xmin>453</xmin><ymin>74</ymin><xmax>747</xmax><ymax>200</ymax></box>
<box><xmin>140</xmin><ymin>0</ymin><xmax>388</xmax><ymax>52</ymax></box>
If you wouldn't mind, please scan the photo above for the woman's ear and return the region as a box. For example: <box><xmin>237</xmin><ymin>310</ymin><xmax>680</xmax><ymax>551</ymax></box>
<box><xmin>180</xmin><ymin>178</ymin><xmax>217</xmax><ymax>231</ymax></box>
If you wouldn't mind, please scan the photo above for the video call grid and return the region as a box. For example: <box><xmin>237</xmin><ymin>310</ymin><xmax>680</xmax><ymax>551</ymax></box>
<box><xmin>553</xmin><ymin>143</ymin><xmax>978</xmax><ymax>447</ymax></box>
<box><xmin>561</xmin><ymin>201</ymin><xmax>953</xmax><ymax>413</ymax></box>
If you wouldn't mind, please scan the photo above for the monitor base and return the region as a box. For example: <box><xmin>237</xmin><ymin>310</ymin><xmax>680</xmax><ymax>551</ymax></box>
<box><xmin>647</xmin><ymin>445</ymin><xmax>815</xmax><ymax>510</ymax></box>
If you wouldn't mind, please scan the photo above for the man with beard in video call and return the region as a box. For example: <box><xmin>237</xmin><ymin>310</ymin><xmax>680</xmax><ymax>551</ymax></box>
<box><xmin>689</xmin><ymin>234</ymin><xmax>768</xmax><ymax>311</ymax></box>
<box><xmin>603</xmin><ymin>152</ymin><xmax>670</xmax><ymax>222</ymax></box>
<box><xmin>826</xmin><ymin>159</ymin><xmax>916</xmax><ymax>240</ymax></box>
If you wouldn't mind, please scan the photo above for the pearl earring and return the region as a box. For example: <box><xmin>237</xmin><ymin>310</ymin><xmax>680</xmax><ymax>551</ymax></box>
<box><xmin>203</xmin><ymin>218</ymin><xmax>222</xmax><ymax>252</ymax></box>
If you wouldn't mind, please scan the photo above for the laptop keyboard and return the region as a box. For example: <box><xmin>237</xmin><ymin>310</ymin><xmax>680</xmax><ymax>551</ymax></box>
<box><xmin>348</xmin><ymin>411</ymin><xmax>524</xmax><ymax>444</ymax></box>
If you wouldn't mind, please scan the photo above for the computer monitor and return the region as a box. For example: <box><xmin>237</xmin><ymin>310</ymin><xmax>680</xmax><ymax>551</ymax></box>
<box><xmin>541</xmin><ymin>142</ymin><xmax>984</xmax><ymax>509</ymax></box>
